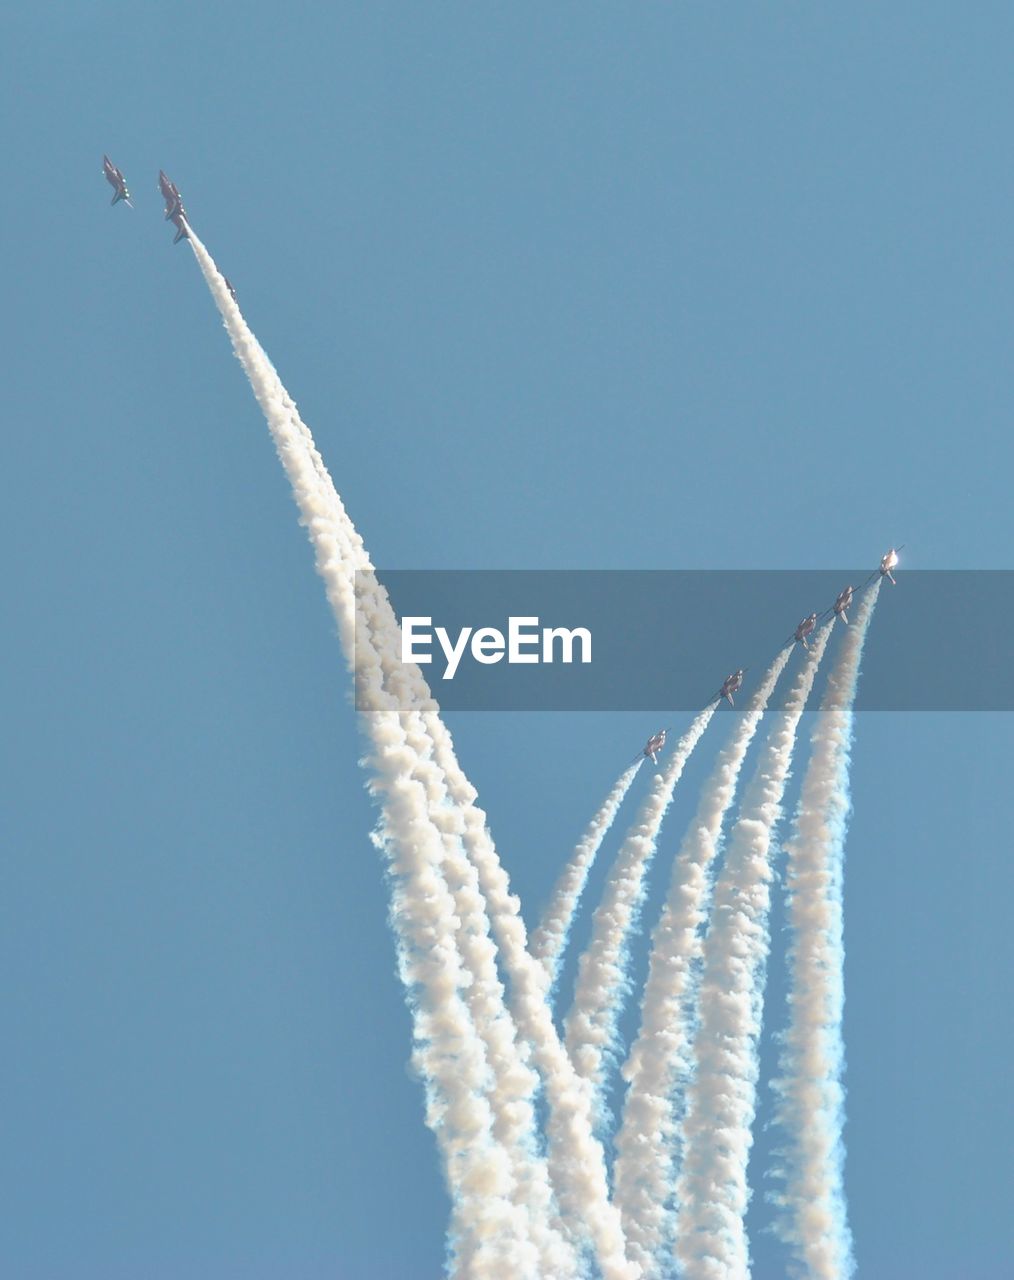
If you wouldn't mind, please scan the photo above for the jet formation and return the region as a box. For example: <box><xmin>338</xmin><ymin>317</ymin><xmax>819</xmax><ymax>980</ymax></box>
<box><xmin>102</xmin><ymin>159</ymin><xmax>243</xmax><ymax>285</ymax></box>
<box><xmin>637</xmin><ymin>547</ymin><xmax>902</xmax><ymax>756</ymax></box>
<box><xmin>97</xmin><ymin>167</ymin><xmax>896</xmax><ymax>753</ymax></box>
<box><xmin>102</xmin><ymin>155</ymin><xmax>131</xmax><ymax>206</ymax></box>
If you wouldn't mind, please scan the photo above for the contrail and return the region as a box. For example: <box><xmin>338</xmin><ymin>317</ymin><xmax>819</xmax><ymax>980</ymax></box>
<box><xmin>422</xmin><ymin>718</ymin><xmax>641</xmax><ymax>1279</ymax></box>
<box><xmin>186</xmin><ymin>230</ymin><xmax>569</xmax><ymax>1278</ymax></box>
<box><xmin>329</xmin><ymin>521</ymin><xmax>633</xmax><ymax>1271</ymax></box>
<box><xmin>562</xmin><ymin>709</ymin><xmax>718</xmax><ymax>1108</ymax></box>
<box><xmin>335</xmin><ymin>578</ymin><xmax>578</xmax><ymax>1276</ymax></box>
<box><xmin>257</xmin><ymin>271</ymin><xmax>642</xmax><ymax>1271</ymax></box>
<box><xmin>612</xmin><ymin>649</ymin><xmax>792</xmax><ymax>1277</ymax></box>
<box><xmin>368</xmin><ymin>712</ymin><xmax>575</xmax><ymax>1279</ymax></box>
<box><xmin>530</xmin><ymin>759</ymin><xmax>643</xmax><ymax>990</ymax></box>
<box><xmin>767</xmin><ymin>583</ymin><xmax>880</xmax><ymax>1280</ymax></box>
<box><xmin>347</xmin><ymin>604</ymin><xmax>627</xmax><ymax>1274</ymax></box>
<box><xmin>673</xmin><ymin>623</ymin><xmax>833</xmax><ymax>1279</ymax></box>
<box><xmin>367</xmin><ymin>727</ymin><xmax>538</xmax><ymax>1278</ymax></box>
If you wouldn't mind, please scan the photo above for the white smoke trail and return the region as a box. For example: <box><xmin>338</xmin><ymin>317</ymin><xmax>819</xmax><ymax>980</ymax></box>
<box><xmin>323</xmin><ymin>576</ymin><xmax>581</xmax><ymax>1276</ymax></box>
<box><xmin>217</xmin><ymin>257</ymin><xmax>640</xmax><ymax>1273</ymax></box>
<box><xmin>562</xmin><ymin>709</ymin><xmax>718</xmax><ymax>1106</ymax></box>
<box><xmin>767</xmin><ymin>583</ymin><xmax>880</xmax><ymax>1280</ymax></box>
<box><xmin>673</xmin><ymin>623</ymin><xmax>833</xmax><ymax>1278</ymax></box>
<box><xmin>531</xmin><ymin>759</ymin><xmax>643</xmax><ymax>989</ymax></box>
<box><xmin>355</xmin><ymin>633</ymin><xmax>579</xmax><ymax>1278</ymax></box>
<box><xmin>311</xmin><ymin>499</ymin><xmax>631</xmax><ymax>1271</ymax></box>
<box><xmin>612</xmin><ymin>649</ymin><xmax>792</xmax><ymax>1277</ymax></box>
<box><xmin>423</xmin><ymin>728</ymin><xmax>641</xmax><ymax>1279</ymax></box>
<box><xmin>186</xmin><ymin>230</ymin><xmax>567</xmax><ymax>1278</ymax></box>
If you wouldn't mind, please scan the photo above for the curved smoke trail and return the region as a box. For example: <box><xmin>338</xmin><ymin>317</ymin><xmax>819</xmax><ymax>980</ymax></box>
<box><xmin>674</xmin><ymin>623</ymin><xmax>832</xmax><ymax>1278</ymax></box>
<box><xmin>530</xmin><ymin>759</ymin><xmax>643</xmax><ymax>990</ymax></box>
<box><xmin>182</xmin><ymin>220</ymin><xmax>883</xmax><ymax>1280</ymax></box>
<box><xmin>562</xmin><ymin>708</ymin><xmax>718</xmax><ymax>1108</ymax></box>
<box><xmin>612</xmin><ymin>649</ymin><xmax>791</xmax><ymax>1278</ymax></box>
<box><xmin>767</xmin><ymin>583</ymin><xmax>880</xmax><ymax>1280</ymax></box>
<box><xmin>186</xmin><ymin>230</ymin><xmax>569</xmax><ymax>1279</ymax></box>
<box><xmin>208</xmin><ymin>250</ymin><xmax>642</xmax><ymax>1277</ymax></box>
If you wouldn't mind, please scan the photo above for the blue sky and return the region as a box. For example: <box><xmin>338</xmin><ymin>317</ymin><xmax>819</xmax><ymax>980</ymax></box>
<box><xmin>3</xmin><ymin>3</ymin><xmax>1012</xmax><ymax>1276</ymax></box>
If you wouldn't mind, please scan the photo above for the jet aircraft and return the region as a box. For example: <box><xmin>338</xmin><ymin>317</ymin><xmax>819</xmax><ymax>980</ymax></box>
<box><xmin>158</xmin><ymin>170</ymin><xmax>180</xmax><ymax>213</ymax></box>
<box><xmin>641</xmin><ymin>730</ymin><xmax>666</xmax><ymax>765</ymax></box>
<box><xmin>158</xmin><ymin>170</ymin><xmax>189</xmax><ymax>243</ymax></box>
<box><xmin>102</xmin><ymin>155</ymin><xmax>131</xmax><ymax>206</ymax></box>
<box><xmin>790</xmin><ymin>613</ymin><xmax>818</xmax><ymax>649</ymax></box>
<box><xmin>831</xmin><ymin>585</ymin><xmax>854</xmax><ymax>624</ymax></box>
<box><xmin>863</xmin><ymin>545</ymin><xmax>904</xmax><ymax>588</ymax></box>
<box><xmin>714</xmin><ymin>670</ymin><xmax>745</xmax><ymax>706</ymax></box>
<box><xmin>879</xmin><ymin>547</ymin><xmax>901</xmax><ymax>584</ymax></box>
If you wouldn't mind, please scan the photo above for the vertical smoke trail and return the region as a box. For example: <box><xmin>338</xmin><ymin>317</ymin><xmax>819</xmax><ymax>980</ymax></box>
<box><xmin>353</xmin><ymin>618</ymin><xmax>579</xmax><ymax>1278</ymax></box>
<box><xmin>186</xmin><ymin>231</ymin><xmax>560</xmax><ymax>1279</ymax></box>
<box><xmin>768</xmin><ymin>583</ymin><xmax>880</xmax><ymax>1280</ymax></box>
<box><xmin>186</xmin><ymin>249</ymin><xmax>639</xmax><ymax>1278</ymax></box>
<box><xmin>383</xmin><ymin>702</ymin><xmax>579</xmax><ymax>1280</ymax></box>
<box><xmin>531</xmin><ymin>759</ymin><xmax>643</xmax><ymax>989</ymax></box>
<box><xmin>562</xmin><ymin>708</ymin><xmax>718</xmax><ymax>1106</ymax></box>
<box><xmin>336</xmin><ymin>573</ymin><xmax>583</xmax><ymax>1278</ymax></box>
<box><xmin>673</xmin><ymin>623</ymin><xmax>833</xmax><ymax>1279</ymax></box>
<box><xmin>370</xmin><ymin>717</ymin><xmax>574</xmax><ymax>1279</ymax></box>
<box><xmin>612</xmin><ymin>649</ymin><xmax>792</xmax><ymax>1278</ymax></box>
<box><xmin>421</xmin><ymin>721</ymin><xmax>641</xmax><ymax>1279</ymax></box>
<box><xmin>368</xmin><ymin>726</ymin><xmax>538</xmax><ymax>1279</ymax></box>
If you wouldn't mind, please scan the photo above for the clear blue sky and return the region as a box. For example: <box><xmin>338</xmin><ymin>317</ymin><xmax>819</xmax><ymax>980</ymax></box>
<box><xmin>2</xmin><ymin>3</ymin><xmax>1012</xmax><ymax>1276</ymax></box>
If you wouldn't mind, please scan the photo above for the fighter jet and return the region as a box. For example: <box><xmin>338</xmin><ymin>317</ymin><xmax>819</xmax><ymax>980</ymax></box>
<box><xmin>830</xmin><ymin>585</ymin><xmax>854</xmax><ymax>625</ymax></box>
<box><xmin>102</xmin><ymin>155</ymin><xmax>131</xmax><ymax>206</ymax></box>
<box><xmin>714</xmin><ymin>670</ymin><xmax>745</xmax><ymax>706</ymax></box>
<box><xmin>879</xmin><ymin>546</ymin><xmax>901</xmax><ymax>584</ymax></box>
<box><xmin>642</xmin><ymin>730</ymin><xmax>667</xmax><ymax>765</ymax></box>
<box><xmin>863</xmin><ymin>545</ymin><xmax>904</xmax><ymax>588</ymax></box>
<box><xmin>158</xmin><ymin>170</ymin><xmax>181</xmax><ymax>214</ymax></box>
<box><xmin>158</xmin><ymin>170</ymin><xmax>189</xmax><ymax>243</ymax></box>
<box><xmin>790</xmin><ymin>613</ymin><xmax>818</xmax><ymax>649</ymax></box>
